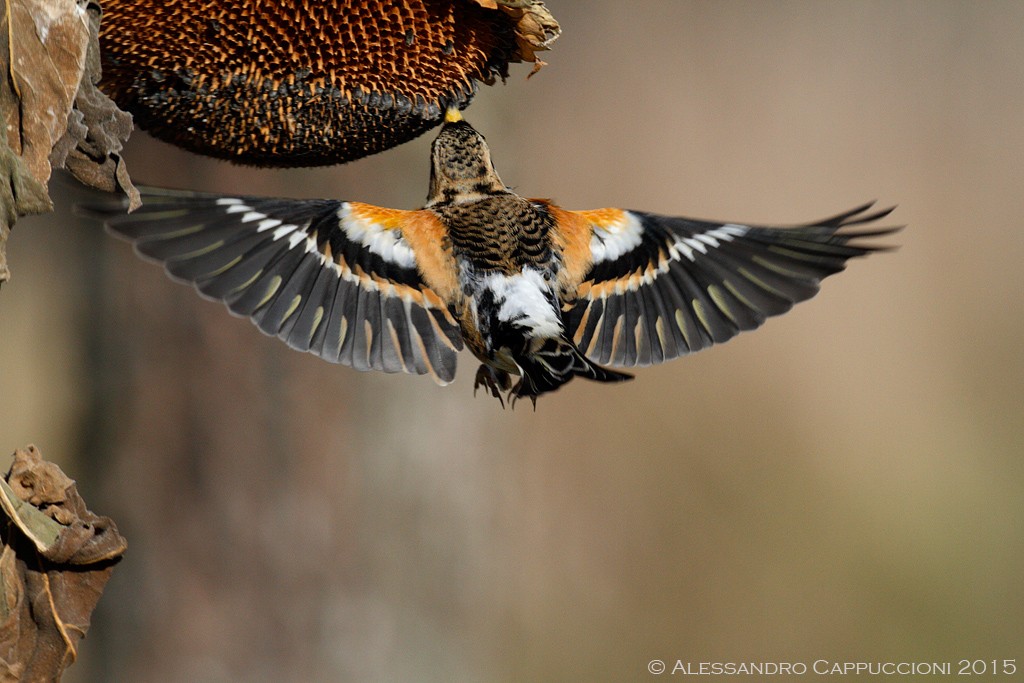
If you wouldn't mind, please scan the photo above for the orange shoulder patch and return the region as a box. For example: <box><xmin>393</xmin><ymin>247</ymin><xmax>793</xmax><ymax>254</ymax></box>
<box><xmin>572</xmin><ymin>207</ymin><xmax>629</xmax><ymax>229</ymax></box>
<box><xmin>400</xmin><ymin>210</ymin><xmax>459</xmax><ymax>302</ymax></box>
<box><xmin>347</xmin><ymin>202</ymin><xmax>412</xmax><ymax>229</ymax></box>
<box><xmin>544</xmin><ymin>204</ymin><xmax>629</xmax><ymax>294</ymax></box>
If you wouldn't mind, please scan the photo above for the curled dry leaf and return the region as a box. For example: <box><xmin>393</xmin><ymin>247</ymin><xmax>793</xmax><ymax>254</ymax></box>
<box><xmin>471</xmin><ymin>0</ymin><xmax>560</xmax><ymax>73</ymax></box>
<box><xmin>0</xmin><ymin>445</ymin><xmax>127</xmax><ymax>681</ymax></box>
<box><xmin>0</xmin><ymin>0</ymin><xmax>137</xmax><ymax>285</ymax></box>
<box><xmin>0</xmin><ymin>0</ymin><xmax>85</xmax><ymax>284</ymax></box>
<box><xmin>53</xmin><ymin>1</ymin><xmax>138</xmax><ymax>209</ymax></box>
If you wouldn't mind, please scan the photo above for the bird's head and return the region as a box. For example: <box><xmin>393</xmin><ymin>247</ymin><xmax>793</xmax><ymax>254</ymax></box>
<box><xmin>426</xmin><ymin>109</ymin><xmax>506</xmax><ymax>205</ymax></box>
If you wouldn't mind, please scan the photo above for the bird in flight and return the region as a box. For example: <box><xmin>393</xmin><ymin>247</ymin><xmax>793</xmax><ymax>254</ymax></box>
<box><xmin>97</xmin><ymin>109</ymin><xmax>898</xmax><ymax>406</ymax></box>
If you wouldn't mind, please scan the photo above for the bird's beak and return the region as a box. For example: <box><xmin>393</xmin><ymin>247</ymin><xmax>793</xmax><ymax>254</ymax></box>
<box><xmin>444</xmin><ymin>107</ymin><xmax>464</xmax><ymax>124</ymax></box>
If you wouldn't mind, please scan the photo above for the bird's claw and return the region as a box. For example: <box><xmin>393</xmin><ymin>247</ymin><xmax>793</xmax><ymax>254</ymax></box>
<box><xmin>474</xmin><ymin>365</ymin><xmax>512</xmax><ymax>408</ymax></box>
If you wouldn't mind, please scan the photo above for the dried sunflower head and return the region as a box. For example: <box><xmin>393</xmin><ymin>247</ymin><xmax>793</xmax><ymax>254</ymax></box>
<box><xmin>99</xmin><ymin>0</ymin><xmax>558</xmax><ymax>167</ymax></box>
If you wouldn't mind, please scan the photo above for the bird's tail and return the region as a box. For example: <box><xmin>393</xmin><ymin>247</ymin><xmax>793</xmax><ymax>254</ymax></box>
<box><xmin>513</xmin><ymin>337</ymin><xmax>632</xmax><ymax>404</ymax></box>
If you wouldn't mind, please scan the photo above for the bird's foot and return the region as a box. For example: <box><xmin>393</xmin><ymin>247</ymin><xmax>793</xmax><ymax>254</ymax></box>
<box><xmin>509</xmin><ymin>378</ymin><xmax>539</xmax><ymax>411</ymax></box>
<box><xmin>474</xmin><ymin>365</ymin><xmax>512</xmax><ymax>408</ymax></box>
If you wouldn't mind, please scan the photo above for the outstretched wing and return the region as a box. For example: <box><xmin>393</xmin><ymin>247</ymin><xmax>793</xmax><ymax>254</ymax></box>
<box><xmin>551</xmin><ymin>202</ymin><xmax>899</xmax><ymax>368</ymax></box>
<box><xmin>92</xmin><ymin>187</ymin><xmax>464</xmax><ymax>383</ymax></box>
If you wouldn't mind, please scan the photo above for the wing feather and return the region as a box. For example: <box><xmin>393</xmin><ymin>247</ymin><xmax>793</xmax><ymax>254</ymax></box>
<box><xmin>92</xmin><ymin>187</ymin><xmax>464</xmax><ymax>382</ymax></box>
<box><xmin>282</xmin><ymin>263</ymin><xmax>339</xmax><ymax>352</ymax></box>
<box><xmin>560</xmin><ymin>204</ymin><xmax>899</xmax><ymax>367</ymax></box>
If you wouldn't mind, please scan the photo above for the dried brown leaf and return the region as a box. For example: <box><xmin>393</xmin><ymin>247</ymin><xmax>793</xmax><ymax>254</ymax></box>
<box><xmin>0</xmin><ymin>0</ymin><xmax>137</xmax><ymax>285</ymax></box>
<box><xmin>2</xmin><ymin>0</ymin><xmax>87</xmax><ymax>182</ymax></box>
<box><xmin>56</xmin><ymin>1</ymin><xmax>138</xmax><ymax>209</ymax></box>
<box><xmin>471</xmin><ymin>0</ymin><xmax>561</xmax><ymax>70</ymax></box>
<box><xmin>0</xmin><ymin>445</ymin><xmax>127</xmax><ymax>680</ymax></box>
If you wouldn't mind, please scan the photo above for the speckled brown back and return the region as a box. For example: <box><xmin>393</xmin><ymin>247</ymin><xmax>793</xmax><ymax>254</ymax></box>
<box><xmin>99</xmin><ymin>0</ymin><xmax>521</xmax><ymax>167</ymax></box>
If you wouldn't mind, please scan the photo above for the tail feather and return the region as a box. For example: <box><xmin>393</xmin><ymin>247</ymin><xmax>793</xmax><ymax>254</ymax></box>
<box><xmin>513</xmin><ymin>337</ymin><xmax>632</xmax><ymax>402</ymax></box>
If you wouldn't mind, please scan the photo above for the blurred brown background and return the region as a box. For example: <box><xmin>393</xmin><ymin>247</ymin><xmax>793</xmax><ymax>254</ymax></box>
<box><xmin>4</xmin><ymin>1</ymin><xmax>1023</xmax><ymax>681</ymax></box>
